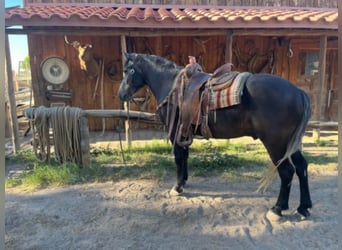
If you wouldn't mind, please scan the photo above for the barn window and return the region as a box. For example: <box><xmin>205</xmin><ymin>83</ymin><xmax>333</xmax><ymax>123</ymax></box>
<box><xmin>299</xmin><ymin>51</ymin><xmax>319</xmax><ymax>76</ymax></box>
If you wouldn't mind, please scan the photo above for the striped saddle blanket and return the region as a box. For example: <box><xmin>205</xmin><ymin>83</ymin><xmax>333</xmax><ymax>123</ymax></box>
<box><xmin>207</xmin><ymin>72</ymin><xmax>252</xmax><ymax>110</ymax></box>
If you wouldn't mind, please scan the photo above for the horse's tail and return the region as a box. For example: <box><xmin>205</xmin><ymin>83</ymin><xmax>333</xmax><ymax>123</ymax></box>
<box><xmin>277</xmin><ymin>90</ymin><xmax>311</xmax><ymax>167</ymax></box>
<box><xmin>258</xmin><ymin>90</ymin><xmax>311</xmax><ymax>192</ymax></box>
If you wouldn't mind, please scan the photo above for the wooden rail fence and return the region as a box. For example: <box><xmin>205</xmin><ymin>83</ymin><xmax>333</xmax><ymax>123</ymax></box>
<box><xmin>24</xmin><ymin>106</ymin><xmax>338</xmax><ymax>167</ymax></box>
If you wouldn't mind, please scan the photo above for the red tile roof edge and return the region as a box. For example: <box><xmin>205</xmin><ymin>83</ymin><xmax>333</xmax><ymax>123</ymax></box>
<box><xmin>5</xmin><ymin>4</ymin><xmax>338</xmax><ymax>31</ymax></box>
<box><xmin>22</xmin><ymin>3</ymin><xmax>338</xmax><ymax>11</ymax></box>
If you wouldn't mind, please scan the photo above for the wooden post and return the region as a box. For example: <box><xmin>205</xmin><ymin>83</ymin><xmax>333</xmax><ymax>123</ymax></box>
<box><xmin>79</xmin><ymin>116</ymin><xmax>90</xmax><ymax>168</ymax></box>
<box><xmin>5</xmin><ymin>102</ymin><xmax>10</xmax><ymax>137</ymax></box>
<box><xmin>155</xmin><ymin>36</ymin><xmax>162</xmax><ymax>56</ymax></box>
<box><xmin>225</xmin><ymin>30</ymin><xmax>234</xmax><ymax>63</ymax></box>
<box><xmin>339</xmin><ymin>12</ymin><xmax>342</xmax><ymax>191</ymax></box>
<box><xmin>120</xmin><ymin>35</ymin><xmax>132</xmax><ymax>147</ymax></box>
<box><xmin>5</xmin><ymin>34</ymin><xmax>20</xmax><ymax>153</ymax></box>
<box><xmin>100</xmin><ymin>59</ymin><xmax>106</xmax><ymax>134</ymax></box>
<box><xmin>312</xmin><ymin>35</ymin><xmax>327</xmax><ymax>141</ymax></box>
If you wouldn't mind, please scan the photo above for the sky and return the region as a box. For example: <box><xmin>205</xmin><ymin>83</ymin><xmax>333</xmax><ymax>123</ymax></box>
<box><xmin>5</xmin><ymin>0</ymin><xmax>29</xmax><ymax>72</ymax></box>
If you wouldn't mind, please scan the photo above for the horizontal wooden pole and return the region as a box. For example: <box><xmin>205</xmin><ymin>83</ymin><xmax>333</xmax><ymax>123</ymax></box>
<box><xmin>307</xmin><ymin>121</ymin><xmax>338</xmax><ymax>130</ymax></box>
<box><xmin>24</xmin><ymin>107</ymin><xmax>337</xmax><ymax>130</ymax></box>
<box><xmin>24</xmin><ymin>107</ymin><xmax>158</xmax><ymax>121</ymax></box>
<box><xmin>82</xmin><ymin>109</ymin><xmax>157</xmax><ymax>120</ymax></box>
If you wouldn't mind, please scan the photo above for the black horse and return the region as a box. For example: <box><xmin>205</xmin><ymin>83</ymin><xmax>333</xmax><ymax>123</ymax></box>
<box><xmin>118</xmin><ymin>53</ymin><xmax>312</xmax><ymax>219</ymax></box>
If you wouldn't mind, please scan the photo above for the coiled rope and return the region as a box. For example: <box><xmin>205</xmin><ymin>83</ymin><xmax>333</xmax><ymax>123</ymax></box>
<box><xmin>30</xmin><ymin>106</ymin><xmax>83</xmax><ymax>165</ymax></box>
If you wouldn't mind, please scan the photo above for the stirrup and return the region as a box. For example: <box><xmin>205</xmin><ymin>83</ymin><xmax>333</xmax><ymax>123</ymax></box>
<box><xmin>176</xmin><ymin>124</ymin><xmax>193</xmax><ymax>147</ymax></box>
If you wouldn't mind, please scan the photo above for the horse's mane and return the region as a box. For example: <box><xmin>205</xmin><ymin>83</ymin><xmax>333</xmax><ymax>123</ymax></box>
<box><xmin>137</xmin><ymin>54</ymin><xmax>182</xmax><ymax>72</ymax></box>
<box><xmin>134</xmin><ymin>53</ymin><xmax>184</xmax><ymax>101</ymax></box>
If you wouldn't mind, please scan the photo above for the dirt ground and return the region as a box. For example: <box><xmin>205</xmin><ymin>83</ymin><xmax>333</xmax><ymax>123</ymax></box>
<box><xmin>5</xmin><ymin>130</ymin><xmax>338</xmax><ymax>250</ymax></box>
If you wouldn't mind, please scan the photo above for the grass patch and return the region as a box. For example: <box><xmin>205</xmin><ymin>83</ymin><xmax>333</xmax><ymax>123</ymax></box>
<box><xmin>5</xmin><ymin>157</ymin><xmax>105</xmax><ymax>190</ymax></box>
<box><xmin>304</xmin><ymin>152</ymin><xmax>338</xmax><ymax>165</ymax></box>
<box><xmin>5</xmin><ymin>149</ymin><xmax>36</xmax><ymax>170</ymax></box>
<box><xmin>313</xmin><ymin>139</ymin><xmax>330</xmax><ymax>147</ymax></box>
<box><xmin>189</xmin><ymin>140</ymin><xmax>269</xmax><ymax>177</ymax></box>
<box><xmin>22</xmin><ymin>163</ymin><xmax>81</xmax><ymax>187</ymax></box>
<box><xmin>6</xmin><ymin>135</ymin><xmax>337</xmax><ymax>190</ymax></box>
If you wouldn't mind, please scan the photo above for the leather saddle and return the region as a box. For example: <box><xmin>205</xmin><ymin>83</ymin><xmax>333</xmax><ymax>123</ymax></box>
<box><xmin>177</xmin><ymin>63</ymin><xmax>237</xmax><ymax>146</ymax></box>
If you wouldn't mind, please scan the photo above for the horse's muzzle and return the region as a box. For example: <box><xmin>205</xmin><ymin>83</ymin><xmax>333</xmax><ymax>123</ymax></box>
<box><xmin>118</xmin><ymin>91</ymin><xmax>130</xmax><ymax>102</ymax></box>
<box><xmin>118</xmin><ymin>83</ymin><xmax>132</xmax><ymax>102</ymax></box>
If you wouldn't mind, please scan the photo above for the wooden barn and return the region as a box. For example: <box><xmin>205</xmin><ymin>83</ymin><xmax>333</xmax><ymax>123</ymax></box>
<box><xmin>5</xmin><ymin>0</ymin><xmax>338</xmax><ymax>132</ymax></box>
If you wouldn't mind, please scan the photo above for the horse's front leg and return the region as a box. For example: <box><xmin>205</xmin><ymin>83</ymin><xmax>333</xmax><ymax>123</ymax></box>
<box><xmin>172</xmin><ymin>143</ymin><xmax>189</xmax><ymax>194</ymax></box>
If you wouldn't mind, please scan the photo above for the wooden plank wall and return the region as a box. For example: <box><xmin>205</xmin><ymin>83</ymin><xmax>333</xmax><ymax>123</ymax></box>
<box><xmin>28</xmin><ymin>34</ymin><xmax>124</xmax><ymax>131</ymax></box>
<box><xmin>275</xmin><ymin>37</ymin><xmax>338</xmax><ymax>122</ymax></box>
<box><xmin>28</xmin><ymin>34</ymin><xmax>338</xmax><ymax>130</ymax></box>
<box><xmin>26</xmin><ymin>0</ymin><xmax>338</xmax><ymax>8</ymax></box>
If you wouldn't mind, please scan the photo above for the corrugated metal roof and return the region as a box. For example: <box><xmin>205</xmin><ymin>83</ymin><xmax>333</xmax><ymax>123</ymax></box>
<box><xmin>5</xmin><ymin>4</ymin><xmax>338</xmax><ymax>30</ymax></box>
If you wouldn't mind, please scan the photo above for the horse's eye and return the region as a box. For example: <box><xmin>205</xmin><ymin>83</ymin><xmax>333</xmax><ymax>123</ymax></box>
<box><xmin>129</xmin><ymin>69</ymin><xmax>135</xmax><ymax>75</ymax></box>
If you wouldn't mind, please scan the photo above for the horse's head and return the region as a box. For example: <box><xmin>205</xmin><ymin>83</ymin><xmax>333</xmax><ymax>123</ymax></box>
<box><xmin>118</xmin><ymin>53</ymin><xmax>146</xmax><ymax>101</ymax></box>
<box><xmin>119</xmin><ymin>53</ymin><xmax>182</xmax><ymax>104</ymax></box>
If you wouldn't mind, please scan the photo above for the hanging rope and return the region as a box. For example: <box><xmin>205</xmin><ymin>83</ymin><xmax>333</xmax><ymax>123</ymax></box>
<box><xmin>29</xmin><ymin>106</ymin><xmax>83</xmax><ymax>165</ymax></box>
<box><xmin>51</xmin><ymin>106</ymin><xmax>82</xmax><ymax>165</ymax></box>
<box><xmin>30</xmin><ymin>106</ymin><xmax>51</xmax><ymax>162</ymax></box>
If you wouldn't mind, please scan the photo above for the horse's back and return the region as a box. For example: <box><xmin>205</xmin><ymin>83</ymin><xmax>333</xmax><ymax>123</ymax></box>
<box><xmin>245</xmin><ymin>73</ymin><xmax>307</xmax><ymax>114</ymax></box>
<box><xmin>245</xmin><ymin>73</ymin><xmax>305</xmax><ymax>104</ymax></box>
<box><xmin>243</xmin><ymin>73</ymin><xmax>309</xmax><ymax>141</ymax></box>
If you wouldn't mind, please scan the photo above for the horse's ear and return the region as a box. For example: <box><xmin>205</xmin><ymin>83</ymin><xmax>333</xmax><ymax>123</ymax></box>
<box><xmin>123</xmin><ymin>52</ymin><xmax>129</xmax><ymax>60</ymax></box>
<box><xmin>123</xmin><ymin>52</ymin><xmax>138</xmax><ymax>63</ymax></box>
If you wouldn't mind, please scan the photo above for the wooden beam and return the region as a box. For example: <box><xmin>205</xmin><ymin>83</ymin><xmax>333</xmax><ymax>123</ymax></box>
<box><xmin>5</xmin><ymin>28</ymin><xmax>338</xmax><ymax>38</ymax></box>
<box><xmin>6</xmin><ymin>28</ymin><xmax>226</xmax><ymax>37</ymax></box>
<box><xmin>120</xmin><ymin>35</ymin><xmax>132</xmax><ymax>147</ymax></box>
<box><xmin>5</xmin><ymin>34</ymin><xmax>20</xmax><ymax>153</ymax></box>
<box><xmin>225</xmin><ymin>30</ymin><xmax>234</xmax><ymax>63</ymax></box>
<box><xmin>82</xmin><ymin>109</ymin><xmax>157</xmax><ymax>120</ymax></box>
<box><xmin>312</xmin><ymin>35</ymin><xmax>327</xmax><ymax>140</ymax></box>
<box><xmin>233</xmin><ymin>30</ymin><xmax>337</xmax><ymax>37</ymax></box>
<box><xmin>79</xmin><ymin>116</ymin><xmax>90</xmax><ymax>168</ymax></box>
<box><xmin>307</xmin><ymin>121</ymin><xmax>338</xmax><ymax>130</ymax></box>
<box><xmin>155</xmin><ymin>36</ymin><xmax>162</xmax><ymax>55</ymax></box>
<box><xmin>24</xmin><ymin>107</ymin><xmax>158</xmax><ymax>121</ymax></box>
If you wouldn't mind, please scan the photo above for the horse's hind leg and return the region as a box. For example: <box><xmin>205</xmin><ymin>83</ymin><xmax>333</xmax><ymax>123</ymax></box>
<box><xmin>270</xmin><ymin>151</ymin><xmax>312</xmax><ymax>218</ymax></box>
<box><xmin>271</xmin><ymin>159</ymin><xmax>295</xmax><ymax>217</ymax></box>
<box><xmin>292</xmin><ymin>151</ymin><xmax>312</xmax><ymax>217</ymax></box>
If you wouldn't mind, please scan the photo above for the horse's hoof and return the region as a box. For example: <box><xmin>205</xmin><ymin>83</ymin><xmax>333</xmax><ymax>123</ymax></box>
<box><xmin>266</xmin><ymin>210</ymin><xmax>282</xmax><ymax>222</ymax></box>
<box><xmin>266</xmin><ymin>207</ymin><xmax>282</xmax><ymax>222</ymax></box>
<box><xmin>169</xmin><ymin>186</ymin><xmax>183</xmax><ymax>196</ymax></box>
<box><xmin>297</xmin><ymin>207</ymin><xmax>311</xmax><ymax>219</ymax></box>
<box><xmin>271</xmin><ymin>206</ymin><xmax>283</xmax><ymax>216</ymax></box>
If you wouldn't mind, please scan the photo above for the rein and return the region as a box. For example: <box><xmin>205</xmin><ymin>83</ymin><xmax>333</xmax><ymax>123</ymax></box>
<box><xmin>155</xmin><ymin>69</ymin><xmax>185</xmax><ymax>111</ymax></box>
<box><xmin>155</xmin><ymin>70</ymin><xmax>186</xmax><ymax>144</ymax></box>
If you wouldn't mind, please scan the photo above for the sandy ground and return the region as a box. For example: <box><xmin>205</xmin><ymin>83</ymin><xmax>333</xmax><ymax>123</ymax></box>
<box><xmin>5</xmin><ymin>131</ymin><xmax>338</xmax><ymax>250</ymax></box>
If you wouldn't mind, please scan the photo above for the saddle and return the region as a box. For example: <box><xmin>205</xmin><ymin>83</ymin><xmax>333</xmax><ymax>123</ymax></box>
<box><xmin>177</xmin><ymin>63</ymin><xmax>240</xmax><ymax>146</ymax></box>
<box><xmin>178</xmin><ymin>72</ymin><xmax>211</xmax><ymax>145</ymax></box>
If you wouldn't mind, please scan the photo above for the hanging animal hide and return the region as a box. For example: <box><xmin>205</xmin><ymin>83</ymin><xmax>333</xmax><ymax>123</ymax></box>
<box><xmin>64</xmin><ymin>35</ymin><xmax>99</xmax><ymax>79</ymax></box>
